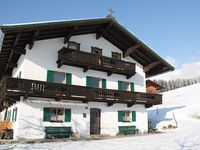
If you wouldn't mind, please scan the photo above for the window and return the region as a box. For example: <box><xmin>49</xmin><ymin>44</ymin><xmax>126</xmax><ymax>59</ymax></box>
<box><xmin>123</xmin><ymin>111</ymin><xmax>131</xmax><ymax>122</ymax></box>
<box><xmin>112</xmin><ymin>52</ymin><xmax>121</xmax><ymax>60</ymax></box>
<box><xmin>118</xmin><ymin>111</ymin><xmax>136</xmax><ymax>122</ymax></box>
<box><xmin>87</xmin><ymin>77</ymin><xmax>102</xmax><ymax>88</ymax></box>
<box><xmin>118</xmin><ymin>81</ymin><xmax>134</xmax><ymax>92</ymax></box>
<box><xmin>12</xmin><ymin>108</ymin><xmax>17</xmax><ymax>122</ymax></box>
<box><xmin>53</xmin><ymin>71</ymin><xmax>66</xmax><ymax>84</ymax></box>
<box><xmin>47</xmin><ymin>70</ymin><xmax>72</xmax><ymax>85</ymax></box>
<box><xmin>50</xmin><ymin>108</ymin><xmax>64</xmax><ymax>122</ymax></box>
<box><xmin>91</xmin><ymin>47</ymin><xmax>102</xmax><ymax>55</ymax></box>
<box><xmin>7</xmin><ymin>110</ymin><xmax>11</xmax><ymax>121</ymax></box>
<box><xmin>68</xmin><ymin>41</ymin><xmax>80</xmax><ymax>50</ymax></box>
<box><xmin>121</xmin><ymin>81</ymin><xmax>130</xmax><ymax>91</ymax></box>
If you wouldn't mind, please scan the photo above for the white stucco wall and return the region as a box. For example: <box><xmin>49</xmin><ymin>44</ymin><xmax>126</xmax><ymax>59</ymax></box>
<box><xmin>9</xmin><ymin>99</ymin><xmax>147</xmax><ymax>140</ymax></box>
<box><xmin>9</xmin><ymin>33</ymin><xmax>149</xmax><ymax>140</ymax></box>
<box><xmin>12</xmin><ymin>34</ymin><xmax>146</xmax><ymax>92</ymax></box>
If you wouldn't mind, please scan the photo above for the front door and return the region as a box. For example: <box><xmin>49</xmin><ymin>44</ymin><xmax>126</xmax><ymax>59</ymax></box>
<box><xmin>90</xmin><ymin>108</ymin><xmax>101</xmax><ymax>135</ymax></box>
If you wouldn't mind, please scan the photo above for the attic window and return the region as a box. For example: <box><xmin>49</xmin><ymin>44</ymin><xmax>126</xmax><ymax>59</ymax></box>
<box><xmin>91</xmin><ymin>46</ymin><xmax>102</xmax><ymax>55</ymax></box>
<box><xmin>112</xmin><ymin>52</ymin><xmax>121</xmax><ymax>60</ymax></box>
<box><xmin>68</xmin><ymin>41</ymin><xmax>80</xmax><ymax>50</ymax></box>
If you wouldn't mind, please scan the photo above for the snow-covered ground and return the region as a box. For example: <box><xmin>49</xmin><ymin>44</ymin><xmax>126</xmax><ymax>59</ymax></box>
<box><xmin>1</xmin><ymin>84</ymin><xmax>200</xmax><ymax>150</ymax></box>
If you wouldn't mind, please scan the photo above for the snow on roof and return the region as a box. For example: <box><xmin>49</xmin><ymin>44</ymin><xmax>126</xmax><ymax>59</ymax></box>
<box><xmin>1</xmin><ymin>17</ymin><xmax>106</xmax><ymax>26</ymax></box>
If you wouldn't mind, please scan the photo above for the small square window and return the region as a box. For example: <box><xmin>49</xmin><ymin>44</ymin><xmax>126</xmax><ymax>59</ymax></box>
<box><xmin>83</xmin><ymin>113</ymin><xmax>87</xmax><ymax>118</ymax></box>
<box><xmin>68</xmin><ymin>41</ymin><xmax>80</xmax><ymax>50</ymax></box>
<box><xmin>112</xmin><ymin>52</ymin><xmax>121</xmax><ymax>60</ymax></box>
<box><xmin>91</xmin><ymin>47</ymin><xmax>102</xmax><ymax>55</ymax></box>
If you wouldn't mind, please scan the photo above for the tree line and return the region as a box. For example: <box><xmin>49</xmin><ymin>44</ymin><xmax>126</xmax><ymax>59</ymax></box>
<box><xmin>153</xmin><ymin>77</ymin><xmax>200</xmax><ymax>92</ymax></box>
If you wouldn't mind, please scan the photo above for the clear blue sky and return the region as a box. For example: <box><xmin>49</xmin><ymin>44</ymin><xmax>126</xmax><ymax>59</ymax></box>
<box><xmin>1</xmin><ymin>0</ymin><xmax>200</xmax><ymax>68</ymax></box>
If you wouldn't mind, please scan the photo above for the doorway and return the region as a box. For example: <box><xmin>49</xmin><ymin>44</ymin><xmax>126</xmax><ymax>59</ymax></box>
<box><xmin>90</xmin><ymin>108</ymin><xmax>101</xmax><ymax>135</ymax></box>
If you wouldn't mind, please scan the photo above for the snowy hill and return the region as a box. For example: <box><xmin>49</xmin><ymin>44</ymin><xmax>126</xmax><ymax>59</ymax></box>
<box><xmin>148</xmin><ymin>83</ymin><xmax>200</xmax><ymax>129</ymax></box>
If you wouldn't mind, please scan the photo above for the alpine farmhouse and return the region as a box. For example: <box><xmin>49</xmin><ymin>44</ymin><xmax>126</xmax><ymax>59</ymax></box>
<box><xmin>0</xmin><ymin>17</ymin><xmax>174</xmax><ymax>140</ymax></box>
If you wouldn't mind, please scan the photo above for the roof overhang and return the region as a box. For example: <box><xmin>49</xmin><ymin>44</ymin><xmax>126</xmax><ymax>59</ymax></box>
<box><xmin>0</xmin><ymin>17</ymin><xmax>174</xmax><ymax>77</ymax></box>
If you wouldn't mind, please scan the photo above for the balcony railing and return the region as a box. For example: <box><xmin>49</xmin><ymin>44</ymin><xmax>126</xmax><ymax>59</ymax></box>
<box><xmin>0</xmin><ymin>77</ymin><xmax>162</xmax><ymax>108</ymax></box>
<box><xmin>57</xmin><ymin>48</ymin><xmax>136</xmax><ymax>79</ymax></box>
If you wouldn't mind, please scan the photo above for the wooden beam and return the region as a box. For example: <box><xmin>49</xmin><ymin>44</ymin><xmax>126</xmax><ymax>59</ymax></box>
<box><xmin>64</xmin><ymin>26</ymin><xmax>78</xmax><ymax>44</ymax></box>
<box><xmin>29</xmin><ymin>30</ymin><xmax>39</xmax><ymax>49</ymax></box>
<box><xmin>5</xmin><ymin>33</ymin><xmax>21</xmax><ymax>72</ymax></box>
<box><xmin>7</xmin><ymin>62</ymin><xmax>18</xmax><ymax>68</ymax></box>
<box><xmin>107</xmin><ymin>102</ymin><xmax>114</xmax><ymax>107</ymax></box>
<box><xmin>144</xmin><ymin>61</ymin><xmax>161</xmax><ymax>73</ymax></box>
<box><xmin>107</xmin><ymin>70</ymin><xmax>114</xmax><ymax>76</ymax></box>
<box><xmin>13</xmin><ymin>48</ymin><xmax>26</xmax><ymax>55</ymax></box>
<box><xmin>123</xmin><ymin>44</ymin><xmax>140</xmax><ymax>58</ymax></box>
<box><xmin>96</xmin><ymin>22</ymin><xmax>112</xmax><ymax>39</ymax></box>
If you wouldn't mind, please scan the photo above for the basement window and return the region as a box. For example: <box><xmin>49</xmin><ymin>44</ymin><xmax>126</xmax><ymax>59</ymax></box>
<box><xmin>68</xmin><ymin>41</ymin><xmax>80</xmax><ymax>50</ymax></box>
<box><xmin>50</xmin><ymin>108</ymin><xmax>64</xmax><ymax>122</ymax></box>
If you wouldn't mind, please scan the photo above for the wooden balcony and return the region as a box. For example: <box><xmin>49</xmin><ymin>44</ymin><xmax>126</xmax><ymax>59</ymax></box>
<box><xmin>57</xmin><ymin>48</ymin><xmax>136</xmax><ymax>79</ymax></box>
<box><xmin>0</xmin><ymin>77</ymin><xmax>162</xmax><ymax>109</ymax></box>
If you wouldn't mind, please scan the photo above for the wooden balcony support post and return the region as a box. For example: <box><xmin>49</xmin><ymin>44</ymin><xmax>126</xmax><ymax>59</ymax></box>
<box><xmin>64</xmin><ymin>26</ymin><xmax>79</xmax><ymax>44</ymax></box>
<box><xmin>29</xmin><ymin>30</ymin><xmax>40</xmax><ymax>49</ymax></box>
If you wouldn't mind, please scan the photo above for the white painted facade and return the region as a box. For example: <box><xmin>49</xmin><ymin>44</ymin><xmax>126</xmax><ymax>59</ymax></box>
<box><xmin>0</xmin><ymin>100</ymin><xmax>148</xmax><ymax>140</ymax></box>
<box><xmin>1</xmin><ymin>33</ymin><xmax>149</xmax><ymax>140</ymax></box>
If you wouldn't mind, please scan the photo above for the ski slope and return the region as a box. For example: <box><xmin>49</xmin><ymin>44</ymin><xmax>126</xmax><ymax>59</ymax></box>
<box><xmin>1</xmin><ymin>84</ymin><xmax>200</xmax><ymax>150</ymax></box>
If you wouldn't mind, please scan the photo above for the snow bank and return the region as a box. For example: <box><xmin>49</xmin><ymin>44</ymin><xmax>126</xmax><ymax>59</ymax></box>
<box><xmin>148</xmin><ymin>83</ymin><xmax>200</xmax><ymax>129</ymax></box>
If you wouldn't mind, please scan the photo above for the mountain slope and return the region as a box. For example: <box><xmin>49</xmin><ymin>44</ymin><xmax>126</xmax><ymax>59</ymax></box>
<box><xmin>148</xmin><ymin>83</ymin><xmax>200</xmax><ymax>129</ymax></box>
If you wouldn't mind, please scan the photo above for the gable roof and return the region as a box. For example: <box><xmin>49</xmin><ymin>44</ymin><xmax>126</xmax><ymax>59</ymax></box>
<box><xmin>0</xmin><ymin>17</ymin><xmax>174</xmax><ymax>77</ymax></box>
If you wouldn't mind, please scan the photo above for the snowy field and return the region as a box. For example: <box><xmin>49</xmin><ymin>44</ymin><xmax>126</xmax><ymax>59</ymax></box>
<box><xmin>1</xmin><ymin>84</ymin><xmax>200</xmax><ymax>150</ymax></box>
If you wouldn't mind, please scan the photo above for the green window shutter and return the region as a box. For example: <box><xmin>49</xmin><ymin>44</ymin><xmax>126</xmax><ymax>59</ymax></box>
<box><xmin>66</xmin><ymin>73</ymin><xmax>72</xmax><ymax>85</ymax></box>
<box><xmin>47</xmin><ymin>70</ymin><xmax>54</xmax><ymax>82</ymax></box>
<box><xmin>14</xmin><ymin>108</ymin><xmax>17</xmax><ymax>122</ymax></box>
<box><xmin>7</xmin><ymin>111</ymin><xmax>9</xmax><ymax>121</ymax></box>
<box><xmin>12</xmin><ymin>109</ymin><xmax>15</xmax><ymax>122</ymax></box>
<box><xmin>102</xmin><ymin>79</ymin><xmax>106</xmax><ymax>89</ymax></box>
<box><xmin>43</xmin><ymin>108</ymin><xmax>50</xmax><ymax>122</ymax></box>
<box><xmin>118</xmin><ymin>111</ymin><xmax>123</xmax><ymax>122</ymax></box>
<box><xmin>130</xmin><ymin>83</ymin><xmax>135</xmax><ymax>92</ymax></box>
<box><xmin>132</xmin><ymin>111</ymin><xmax>136</xmax><ymax>122</ymax></box>
<box><xmin>86</xmin><ymin>76</ymin><xmax>92</xmax><ymax>87</ymax></box>
<box><xmin>118</xmin><ymin>81</ymin><xmax>123</xmax><ymax>90</ymax></box>
<box><xmin>65</xmin><ymin>109</ymin><xmax>71</xmax><ymax>122</ymax></box>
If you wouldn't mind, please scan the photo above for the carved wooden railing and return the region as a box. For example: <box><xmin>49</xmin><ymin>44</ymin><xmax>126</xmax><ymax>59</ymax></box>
<box><xmin>57</xmin><ymin>48</ymin><xmax>136</xmax><ymax>79</ymax></box>
<box><xmin>0</xmin><ymin>77</ymin><xmax>162</xmax><ymax>107</ymax></box>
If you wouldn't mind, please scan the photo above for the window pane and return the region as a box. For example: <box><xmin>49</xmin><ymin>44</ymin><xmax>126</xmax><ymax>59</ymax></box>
<box><xmin>57</xmin><ymin>109</ymin><xmax>63</xmax><ymax>121</ymax></box>
<box><xmin>53</xmin><ymin>72</ymin><xmax>65</xmax><ymax>84</ymax></box>
<box><xmin>123</xmin><ymin>111</ymin><xmax>131</xmax><ymax>122</ymax></box>
<box><xmin>122</xmin><ymin>82</ymin><xmax>129</xmax><ymax>91</ymax></box>
<box><xmin>51</xmin><ymin>109</ymin><xmax>57</xmax><ymax>121</ymax></box>
<box><xmin>91</xmin><ymin>77</ymin><xmax>100</xmax><ymax>88</ymax></box>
